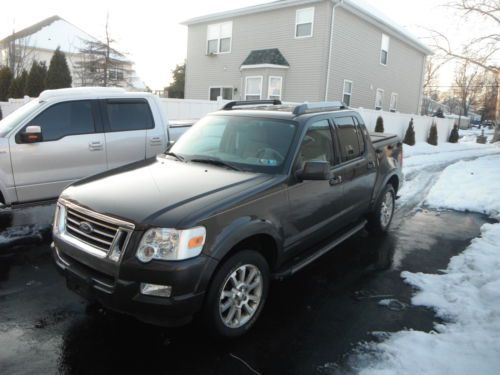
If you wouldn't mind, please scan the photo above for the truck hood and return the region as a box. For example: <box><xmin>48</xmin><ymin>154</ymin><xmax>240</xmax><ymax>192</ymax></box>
<box><xmin>61</xmin><ymin>157</ymin><xmax>277</xmax><ymax>228</ymax></box>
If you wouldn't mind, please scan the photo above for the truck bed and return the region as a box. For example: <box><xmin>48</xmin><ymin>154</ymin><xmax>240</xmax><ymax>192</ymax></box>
<box><xmin>370</xmin><ymin>132</ymin><xmax>400</xmax><ymax>149</ymax></box>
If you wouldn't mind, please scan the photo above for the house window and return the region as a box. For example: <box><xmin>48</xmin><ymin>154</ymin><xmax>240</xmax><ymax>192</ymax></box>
<box><xmin>245</xmin><ymin>76</ymin><xmax>263</xmax><ymax>100</ymax></box>
<box><xmin>342</xmin><ymin>80</ymin><xmax>353</xmax><ymax>106</ymax></box>
<box><xmin>295</xmin><ymin>7</ymin><xmax>314</xmax><ymax>38</ymax></box>
<box><xmin>207</xmin><ymin>21</ymin><xmax>233</xmax><ymax>54</ymax></box>
<box><xmin>375</xmin><ymin>89</ymin><xmax>384</xmax><ymax>110</ymax></box>
<box><xmin>109</xmin><ymin>68</ymin><xmax>124</xmax><ymax>81</ymax></box>
<box><xmin>390</xmin><ymin>93</ymin><xmax>398</xmax><ymax>112</ymax></box>
<box><xmin>209</xmin><ymin>87</ymin><xmax>233</xmax><ymax>101</ymax></box>
<box><xmin>268</xmin><ymin>76</ymin><xmax>283</xmax><ymax>100</ymax></box>
<box><xmin>380</xmin><ymin>34</ymin><xmax>390</xmax><ymax>65</ymax></box>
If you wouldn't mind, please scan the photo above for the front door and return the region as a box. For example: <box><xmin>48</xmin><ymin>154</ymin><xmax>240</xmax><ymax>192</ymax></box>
<box><xmin>9</xmin><ymin>100</ymin><xmax>107</xmax><ymax>203</ymax></box>
<box><xmin>101</xmin><ymin>99</ymin><xmax>153</xmax><ymax>170</ymax></box>
<box><xmin>285</xmin><ymin>118</ymin><xmax>344</xmax><ymax>254</ymax></box>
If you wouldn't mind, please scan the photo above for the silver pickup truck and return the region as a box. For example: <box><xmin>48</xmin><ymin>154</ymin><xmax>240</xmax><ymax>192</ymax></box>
<box><xmin>0</xmin><ymin>88</ymin><xmax>193</xmax><ymax>205</ymax></box>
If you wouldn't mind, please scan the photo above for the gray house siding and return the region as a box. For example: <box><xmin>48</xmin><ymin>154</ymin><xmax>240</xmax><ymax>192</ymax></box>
<box><xmin>185</xmin><ymin>1</ymin><xmax>331</xmax><ymax>102</ymax></box>
<box><xmin>327</xmin><ymin>7</ymin><xmax>425</xmax><ymax>114</ymax></box>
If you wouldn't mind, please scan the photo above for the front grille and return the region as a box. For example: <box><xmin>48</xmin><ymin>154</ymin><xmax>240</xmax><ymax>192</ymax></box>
<box><xmin>56</xmin><ymin>199</ymin><xmax>135</xmax><ymax>261</ymax></box>
<box><xmin>65</xmin><ymin>208</ymin><xmax>119</xmax><ymax>253</ymax></box>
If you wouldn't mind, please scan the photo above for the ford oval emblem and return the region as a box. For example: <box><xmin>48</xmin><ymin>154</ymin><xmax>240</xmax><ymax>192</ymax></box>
<box><xmin>79</xmin><ymin>221</ymin><xmax>94</xmax><ymax>234</ymax></box>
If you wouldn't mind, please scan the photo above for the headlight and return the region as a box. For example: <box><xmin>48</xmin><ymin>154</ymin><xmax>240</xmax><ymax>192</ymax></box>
<box><xmin>136</xmin><ymin>227</ymin><xmax>206</xmax><ymax>262</ymax></box>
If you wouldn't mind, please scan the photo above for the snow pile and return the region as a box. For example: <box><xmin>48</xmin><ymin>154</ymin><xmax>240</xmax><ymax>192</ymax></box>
<box><xmin>425</xmin><ymin>155</ymin><xmax>500</xmax><ymax>219</ymax></box>
<box><xmin>349</xmin><ymin>155</ymin><xmax>500</xmax><ymax>374</ymax></box>
<box><xmin>353</xmin><ymin>223</ymin><xmax>500</xmax><ymax>375</ymax></box>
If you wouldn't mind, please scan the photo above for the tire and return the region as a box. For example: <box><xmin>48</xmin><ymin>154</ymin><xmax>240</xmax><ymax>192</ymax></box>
<box><xmin>203</xmin><ymin>250</ymin><xmax>270</xmax><ymax>338</ymax></box>
<box><xmin>366</xmin><ymin>184</ymin><xmax>396</xmax><ymax>235</ymax></box>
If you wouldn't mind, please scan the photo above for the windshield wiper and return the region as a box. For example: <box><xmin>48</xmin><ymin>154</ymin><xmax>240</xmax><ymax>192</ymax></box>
<box><xmin>189</xmin><ymin>157</ymin><xmax>242</xmax><ymax>171</ymax></box>
<box><xmin>164</xmin><ymin>152</ymin><xmax>185</xmax><ymax>162</ymax></box>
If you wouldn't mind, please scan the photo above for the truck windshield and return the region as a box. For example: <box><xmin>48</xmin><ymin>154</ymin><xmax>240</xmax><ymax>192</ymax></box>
<box><xmin>0</xmin><ymin>100</ymin><xmax>40</xmax><ymax>137</ymax></box>
<box><xmin>170</xmin><ymin>115</ymin><xmax>298</xmax><ymax>173</ymax></box>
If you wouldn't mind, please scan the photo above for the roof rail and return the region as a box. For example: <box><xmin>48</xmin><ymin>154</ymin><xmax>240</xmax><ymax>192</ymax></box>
<box><xmin>222</xmin><ymin>99</ymin><xmax>282</xmax><ymax>110</ymax></box>
<box><xmin>293</xmin><ymin>101</ymin><xmax>347</xmax><ymax>115</ymax></box>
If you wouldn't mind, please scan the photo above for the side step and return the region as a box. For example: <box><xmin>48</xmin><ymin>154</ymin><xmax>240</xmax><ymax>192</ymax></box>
<box><xmin>273</xmin><ymin>220</ymin><xmax>367</xmax><ymax>279</ymax></box>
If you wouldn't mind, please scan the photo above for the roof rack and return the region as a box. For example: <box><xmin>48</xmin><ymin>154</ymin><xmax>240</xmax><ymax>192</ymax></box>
<box><xmin>292</xmin><ymin>101</ymin><xmax>347</xmax><ymax>115</ymax></box>
<box><xmin>222</xmin><ymin>100</ymin><xmax>282</xmax><ymax>110</ymax></box>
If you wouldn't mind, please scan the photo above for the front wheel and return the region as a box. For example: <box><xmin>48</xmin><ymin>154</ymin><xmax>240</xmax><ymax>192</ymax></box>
<box><xmin>203</xmin><ymin>250</ymin><xmax>270</xmax><ymax>337</ymax></box>
<box><xmin>366</xmin><ymin>185</ymin><xmax>395</xmax><ymax>235</ymax></box>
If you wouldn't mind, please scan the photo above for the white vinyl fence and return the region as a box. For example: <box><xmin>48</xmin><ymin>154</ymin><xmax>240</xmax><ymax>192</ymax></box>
<box><xmin>1</xmin><ymin>96</ymin><xmax>455</xmax><ymax>144</ymax></box>
<box><xmin>358</xmin><ymin>108</ymin><xmax>455</xmax><ymax>144</ymax></box>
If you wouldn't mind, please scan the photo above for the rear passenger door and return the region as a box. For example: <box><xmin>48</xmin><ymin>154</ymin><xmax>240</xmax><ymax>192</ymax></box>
<box><xmin>101</xmin><ymin>99</ymin><xmax>154</xmax><ymax>170</ymax></box>
<box><xmin>331</xmin><ymin>115</ymin><xmax>377</xmax><ymax>223</ymax></box>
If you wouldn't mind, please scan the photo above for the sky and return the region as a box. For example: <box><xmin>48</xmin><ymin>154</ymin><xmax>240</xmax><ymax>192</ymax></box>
<box><xmin>0</xmin><ymin>0</ymin><xmax>488</xmax><ymax>90</ymax></box>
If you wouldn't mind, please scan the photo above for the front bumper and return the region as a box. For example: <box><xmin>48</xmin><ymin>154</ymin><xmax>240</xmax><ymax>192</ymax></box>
<box><xmin>52</xmin><ymin>238</ymin><xmax>218</xmax><ymax>327</ymax></box>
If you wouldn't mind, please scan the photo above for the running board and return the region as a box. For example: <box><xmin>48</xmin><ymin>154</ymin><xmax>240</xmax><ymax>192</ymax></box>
<box><xmin>273</xmin><ymin>220</ymin><xmax>367</xmax><ymax>279</ymax></box>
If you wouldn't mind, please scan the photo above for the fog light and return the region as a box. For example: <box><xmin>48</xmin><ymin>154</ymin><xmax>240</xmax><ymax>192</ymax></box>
<box><xmin>140</xmin><ymin>283</ymin><xmax>172</xmax><ymax>297</ymax></box>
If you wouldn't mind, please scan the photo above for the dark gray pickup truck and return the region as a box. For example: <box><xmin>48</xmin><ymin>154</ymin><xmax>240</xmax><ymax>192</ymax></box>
<box><xmin>52</xmin><ymin>100</ymin><xmax>403</xmax><ymax>337</ymax></box>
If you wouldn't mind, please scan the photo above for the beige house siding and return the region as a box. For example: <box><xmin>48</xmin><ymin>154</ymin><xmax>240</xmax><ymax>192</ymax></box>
<box><xmin>185</xmin><ymin>0</ymin><xmax>330</xmax><ymax>102</ymax></box>
<box><xmin>327</xmin><ymin>7</ymin><xmax>425</xmax><ymax>114</ymax></box>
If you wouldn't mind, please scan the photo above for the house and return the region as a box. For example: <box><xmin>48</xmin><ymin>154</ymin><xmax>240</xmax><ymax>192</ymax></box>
<box><xmin>182</xmin><ymin>0</ymin><xmax>432</xmax><ymax>114</ymax></box>
<box><xmin>0</xmin><ymin>16</ymin><xmax>145</xmax><ymax>90</ymax></box>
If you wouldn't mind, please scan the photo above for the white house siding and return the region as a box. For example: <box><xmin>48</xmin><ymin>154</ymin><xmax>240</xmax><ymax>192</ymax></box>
<box><xmin>328</xmin><ymin>7</ymin><xmax>425</xmax><ymax>114</ymax></box>
<box><xmin>185</xmin><ymin>0</ymin><xmax>331</xmax><ymax>102</ymax></box>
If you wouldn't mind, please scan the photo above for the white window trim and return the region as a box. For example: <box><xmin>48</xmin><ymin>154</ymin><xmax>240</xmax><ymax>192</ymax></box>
<box><xmin>206</xmin><ymin>21</ymin><xmax>233</xmax><ymax>55</ymax></box>
<box><xmin>375</xmin><ymin>88</ymin><xmax>384</xmax><ymax>110</ymax></box>
<box><xmin>245</xmin><ymin>76</ymin><xmax>263</xmax><ymax>100</ymax></box>
<box><xmin>390</xmin><ymin>92</ymin><xmax>398</xmax><ymax>112</ymax></box>
<box><xmin>208</xmin><ymin>86</ymin><xmax>233</xmax><ymax>101</ymax></box>
<box><xmin>295</xmin><ymin>7</ymin><xmax>315</xmax><ymax>39</ymax></box>
<box><xmin>267</xmin><ymin>76</ymin><xmax>283</xmax><ymax>100</ymax></box>
<box><xmin>342</xmin><ymin>79</ymin><xmax>353</xmax><ymax>106</ymax></box>
<box><xmin>380</xmin><ymin>33</ymin><xmax>390</xmax><ymax>66</ymax></box>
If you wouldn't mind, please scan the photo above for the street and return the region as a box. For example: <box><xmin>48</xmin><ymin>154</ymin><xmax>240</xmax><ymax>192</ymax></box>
<box><xmin>0</xmin><ymin>207</ymin><xmax>491</xmax><ymax>375</ymax></box>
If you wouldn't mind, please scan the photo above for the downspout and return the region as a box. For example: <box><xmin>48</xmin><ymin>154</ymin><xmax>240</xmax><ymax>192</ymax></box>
<box><xmin>325</xmin><ymin>0</ymin><xmax>344</xmax><ymax>101</ymax></box>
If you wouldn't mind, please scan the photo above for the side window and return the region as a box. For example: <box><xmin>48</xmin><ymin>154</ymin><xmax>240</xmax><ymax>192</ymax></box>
<box><xmin>334</xmin><ymin>116</ymin><xmax>362</xmax><ymax>162</ymax></box>
<box><xmin>105</xmin><ymin>100</ymin><xmax>154</xmax><ymax>132</ymax></box>
<box><xmin>26</xmin><ymin>100</ymin><xmax>95</xmax><ymax>142</ymax></box>
<box><xmin>298</xmin><ymin>119</ymin><xmax>334</xmax><ymax>167</ymax></box>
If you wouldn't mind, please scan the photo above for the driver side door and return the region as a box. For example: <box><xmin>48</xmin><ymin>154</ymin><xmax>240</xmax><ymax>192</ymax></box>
<box><xmin>9</xmin><ymin>100</ymin><xmax>107</xmax><ymax>203</ymax></box>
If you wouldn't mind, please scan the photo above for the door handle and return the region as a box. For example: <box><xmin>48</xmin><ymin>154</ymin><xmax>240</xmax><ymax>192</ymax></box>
<box><xmin>368</xmin><ymin>161</ymin><xmax>376</xmax><ymax>169</ymax></box>
<box><xmin>88</xmin><ymin>141</ymin><xmax>103</xmax><ymax>151</ymax></box>
<box><xmin>329</xmin><ymin>175</ymin><xmax>342</xmax><ymax>186</ymax></box>
<box><xmin>150</xmin><ymin>136</ymin><xmax>162</xmax><ymax>146</ymax></box>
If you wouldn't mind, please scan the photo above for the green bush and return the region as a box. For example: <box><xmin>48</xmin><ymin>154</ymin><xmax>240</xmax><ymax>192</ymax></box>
<box><xmin>46</xmin><ymin>47</ymin><xmax>72</xmax><ymax>89</ymax></box>
<box><xmin>0</xmin><ymin>105</ymin><xmax>3</xmax><ymax>120</ymax></box>
<box><xmin>427</xmin><ymin>122</ymin><xmax>438</xmax><ymax>146</ymax></box>
<box><xmin>375</xmin><ymin>116</ymin><xmax>384</xmax><ymax>133</ymax></box>
<box><xmin>448</xmin><ymin>124</ymin><xmax>459</xmax><ymax>143</ymax></box>
<box><xmin>0</xmin><ymin>66</ymin><xmax>13</xmax><ymax>101</ymax></box>
<box><xmin>403</xmin><ymin>118</ymin><xmax>416</xmax><ymax>146</ymax></box>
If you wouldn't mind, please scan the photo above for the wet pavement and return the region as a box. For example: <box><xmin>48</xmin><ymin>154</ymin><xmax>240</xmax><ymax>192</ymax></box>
<box><xmin>0</xmin><ymin>208</ymin><xmax>492</xmax><ymax>375</ymax></box>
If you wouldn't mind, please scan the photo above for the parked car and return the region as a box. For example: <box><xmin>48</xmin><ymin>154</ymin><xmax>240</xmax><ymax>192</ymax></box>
<box><xmin>52</xmin><ymin>100</ymin><xmax>403</xmax><ymax>337</ymax></box>
<box><xmin>0</xmin><ymin>87</ymin><xmax>192</xmax><ymax>206</ymax></box>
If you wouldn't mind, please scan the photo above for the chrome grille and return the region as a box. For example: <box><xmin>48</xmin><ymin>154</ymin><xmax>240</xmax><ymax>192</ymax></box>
<box><xmin>55</xmin><ymin>199</ymin><xmax>135</xmax><ymax>261</ymax></box>
<box><xmin>65</xmin><ymin>208</ymin><xmax>119</xmax><ymax>252</ymax></box>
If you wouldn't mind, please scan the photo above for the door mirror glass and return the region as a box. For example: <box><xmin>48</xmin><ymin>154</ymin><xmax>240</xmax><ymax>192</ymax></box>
<box><xmin>296</xmin><ymin>161</ymin><xmax>331</xmax><ymax>181</ymax></box>
<box><xmin>21</xmin><ymin>125</ymin><xmax>43</xmax><ymax>143</ymax></box>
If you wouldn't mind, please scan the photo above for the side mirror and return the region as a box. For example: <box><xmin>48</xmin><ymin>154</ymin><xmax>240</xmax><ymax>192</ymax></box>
<box><xmin>296</xmin><ymin>161</ymin><xmax>332</xmax><ymax>181</ymax></box>
<box><xmin>21</xmin><ymin>125</ymin><xmax>43</xmax><ymax>143</ymax></box>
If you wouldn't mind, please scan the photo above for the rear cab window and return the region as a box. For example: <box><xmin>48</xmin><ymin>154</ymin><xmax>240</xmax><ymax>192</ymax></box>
<box><xmin>19</xmin><ymin>100</ymin><xmax>96</xmax><ymax>142</ymax></box>
<box><xmin>103</xmin><ymin>99</ymin><xmax>154</xmax><ymax>132</ymax></box>
<box><xmin>333</xmin><ymin>116</ymin><xmax>365</xmax><ymax>162</ymax></box>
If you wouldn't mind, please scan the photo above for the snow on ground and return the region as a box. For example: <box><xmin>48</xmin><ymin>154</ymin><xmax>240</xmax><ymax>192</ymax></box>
<box><xmin>348</xmin><ymin>152</ymin><xmax>500</xmax><ymax>375</ymax></box>
<box><xmin>459</xmin><ymin>128</ymin><xmax>495</xmax><ymax>143</ymax></box>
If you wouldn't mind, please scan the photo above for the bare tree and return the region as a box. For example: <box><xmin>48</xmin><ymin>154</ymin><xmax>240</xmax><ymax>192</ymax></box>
<box><xmin>6</xmin><ymin>34</ymin><xmax>34</xmax><ymax>77</ymax></box>
<box><xmin>73</xmin><ymin>13</ymin><xmax>134</xmax><ymax>87</ymax></box>
<box><xmin>430</xmin><ymin>0</ymin><xmax>499</xmax><ymax>73</ymax></box>
<box><xmin>421</xmin><ymin>55</ymin><xmax>449</xmax><ymax>115</ymax></box>
<box><xmin>453</xmin><ymin>57</ymin><xmax>486</xmax><ymax>116</ymax></box>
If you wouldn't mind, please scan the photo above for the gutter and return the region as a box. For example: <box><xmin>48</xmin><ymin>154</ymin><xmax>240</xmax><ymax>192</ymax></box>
<box><xmin>325</xmin><ymin>0</ymin><xmax>344</xmax><ymax>101</ymax></box>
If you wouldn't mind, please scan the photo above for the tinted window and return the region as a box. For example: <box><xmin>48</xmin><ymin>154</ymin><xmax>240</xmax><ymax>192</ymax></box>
<box><xmin>27</xmin><ymin>101</ymin><xmax>95</xmax><ymax>142</ymax></box>
<box><xmin>298</xmin><ymin>120</ymin><xmax>334</xmax><ymax>167</ymax></box>
<box><xmin>105</xmin><ymin>101</ymin><xmax>154</xmax><ymax>132</ymax></box>
<box><xmin>335</xmin><ymin>116</ymin><xmax>362</xmax><ymax>161</ymax></box>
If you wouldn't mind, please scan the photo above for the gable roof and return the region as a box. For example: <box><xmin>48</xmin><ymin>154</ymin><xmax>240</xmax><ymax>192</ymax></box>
<box><xmin>242</xmin><ymin>48</ymin><xmax>290</xmax><ymax>66</ymax></box>
<box><xmin>182</xmin><ymin>0</ymin><xmax>432</xmax><ymax>55</ymax></box>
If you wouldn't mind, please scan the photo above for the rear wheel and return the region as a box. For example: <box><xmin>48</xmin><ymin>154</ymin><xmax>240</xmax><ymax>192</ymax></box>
<box><xmin>203</xmin><ymin>250</ymin><xmax>269</xmax><ymax>337</ymax></box>
<box><xmin>366</xmin><ymin>184</ymin><xmax>395</xmax><ymax>235</ymax></box>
